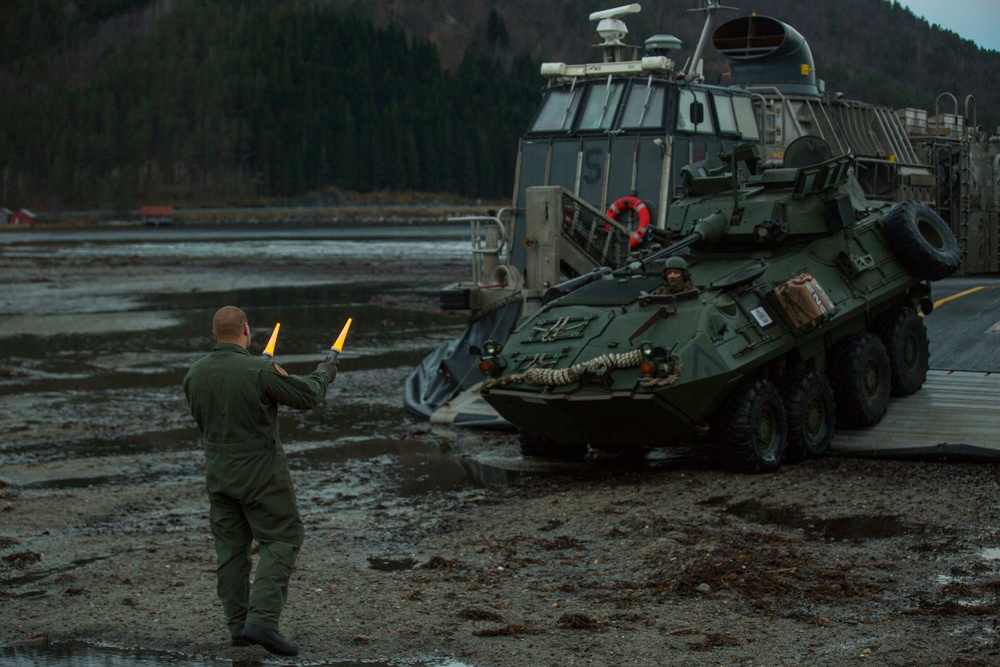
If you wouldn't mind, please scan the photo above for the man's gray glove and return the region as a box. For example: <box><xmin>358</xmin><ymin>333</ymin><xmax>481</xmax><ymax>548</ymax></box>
<box><xmin>317</xmin><ymin>360</ymin><xmax>338</xmax><ymax>380</ymax></box>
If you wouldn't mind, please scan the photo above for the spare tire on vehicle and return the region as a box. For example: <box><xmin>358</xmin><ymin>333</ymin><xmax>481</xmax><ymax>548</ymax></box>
<box><xmin>882</xmin><ymin>200</ymin><xmax>961</xmax><ymax>281</ymax></box>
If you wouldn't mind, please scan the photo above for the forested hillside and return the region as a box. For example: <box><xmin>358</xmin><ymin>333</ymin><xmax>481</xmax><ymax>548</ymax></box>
<box><xmin>0</xmin><ymin>1</ymin><xmax>538</xmax><ymax>210</ymax></box>
<box><xmin>1</xmin><ymin>0</ymin><xmax>997</xmax><ymax>211</ymax></box>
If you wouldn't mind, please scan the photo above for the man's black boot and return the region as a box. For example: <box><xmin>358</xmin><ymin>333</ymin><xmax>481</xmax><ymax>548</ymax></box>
<box><xmin>241</xmin><ymin>623</ymin><xmax>298</xmax><ymax>656</ymax></box>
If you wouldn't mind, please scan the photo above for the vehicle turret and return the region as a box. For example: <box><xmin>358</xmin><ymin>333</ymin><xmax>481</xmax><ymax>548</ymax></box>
<box><xmin>664</xmin><ymin>140</ymin><xmax>866</xmax><ymax>247</ymax></box>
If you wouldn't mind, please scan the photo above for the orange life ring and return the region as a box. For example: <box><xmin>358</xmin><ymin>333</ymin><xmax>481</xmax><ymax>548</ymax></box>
<box><xmin>605</xmin><ymin>196</ymin><xmax>651</xmax><ymax>248</ymax></box>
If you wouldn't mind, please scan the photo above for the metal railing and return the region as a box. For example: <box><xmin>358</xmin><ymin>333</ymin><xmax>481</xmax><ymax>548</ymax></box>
<box><xmin>559</xmin><ymin>189</ymin><xmax>632</xmax><ymax>269</ymax></box>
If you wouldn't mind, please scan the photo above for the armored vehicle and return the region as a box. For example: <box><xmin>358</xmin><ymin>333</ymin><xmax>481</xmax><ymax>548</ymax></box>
<box><xmin>475</xmin><ymin>140</ymin><xmax>961</xmax><ymax>472</ymax></box>
<box><xmin>405</xmin><ymin>2</ymin><xmax>997</xmax><ymax>443</ymax></box>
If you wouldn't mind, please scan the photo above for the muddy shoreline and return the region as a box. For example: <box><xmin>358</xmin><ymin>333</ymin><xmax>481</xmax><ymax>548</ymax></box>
<box><xmin>2</xmin><ymin>228</ymin><xmax>1000</xmax><ymax>666</ymax></box>
<box><xmin>4</xmin><ymin>443</ymin><xmax>1000</xmax><ymax>666</ymax></box>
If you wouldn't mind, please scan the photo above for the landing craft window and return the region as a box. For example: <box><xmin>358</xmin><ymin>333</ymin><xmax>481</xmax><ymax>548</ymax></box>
<box><xmin>531</xmin><ymin>88</ymin><xmax>583</xmax><ymax>132</ymax></box>
<box><xmin>732</xmin><ymin>96</ymin><xmax>761</xmax><ymax>140</ymax></box>
<box><xmin>578</xmin><ymin>81</ymin><xmax>625</xmax><ymax>131</ymax></box>
<box><xmin>714</xmin><ymin>95</ymin><xmax>739</xmax><ymax>135</ymax></box>
<box><xmin>620</xmin><ymin>82</ymin><xmax>665</xmax><ymax>128</ymax></box>
<box><xmin>677</xmin><ymin>90</ymin><xmax>715</xmax><ymax>135</ymax></box>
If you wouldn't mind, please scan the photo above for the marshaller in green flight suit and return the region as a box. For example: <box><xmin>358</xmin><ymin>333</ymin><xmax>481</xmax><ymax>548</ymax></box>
<box><xmin>183</xmin><ymin>306</ymin><xmax>338</xmax><ymax>657</ymax></box>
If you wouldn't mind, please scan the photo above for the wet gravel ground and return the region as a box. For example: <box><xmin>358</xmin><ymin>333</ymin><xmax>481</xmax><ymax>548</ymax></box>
<box><xmin>2</xmin><ymin>225</ymin><xmax>1000</xmax><ymax>666</ymax></box>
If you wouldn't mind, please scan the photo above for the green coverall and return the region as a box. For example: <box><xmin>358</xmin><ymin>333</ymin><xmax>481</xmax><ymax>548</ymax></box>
<box><xmin>183</xmin><ymin>343</ymin><xmax>331</xmax><ymax>637</ymax></box>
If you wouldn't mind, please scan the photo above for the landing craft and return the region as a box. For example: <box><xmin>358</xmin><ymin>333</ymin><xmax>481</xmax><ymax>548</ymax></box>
<box><xmin>405</xmin><ymin>2</ymin><xmax>999</xmax><ymax>464</ymax></box>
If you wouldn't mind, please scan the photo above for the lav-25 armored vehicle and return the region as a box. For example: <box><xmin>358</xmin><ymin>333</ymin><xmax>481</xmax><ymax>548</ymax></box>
<box><xmin>475</xmin><ymin>140</ymin><xmax>961</xmax><ymax>472</ymax></box>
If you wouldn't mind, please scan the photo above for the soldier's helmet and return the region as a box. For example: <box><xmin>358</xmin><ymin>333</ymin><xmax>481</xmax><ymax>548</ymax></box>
<box><xmin>663</xmin><ymin>256</ymin><xmax>691</xmax><ymax>283</ymax></box>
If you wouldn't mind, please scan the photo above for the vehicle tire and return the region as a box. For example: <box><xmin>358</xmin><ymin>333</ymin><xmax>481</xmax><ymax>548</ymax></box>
<box><xmin>518</xmin><ymin>432</ymin><xmax>587</xmax><ymax>461</ymax></box>
<box><xmin>714</xmin><ymin>378</ymin><xmax>787</xmax><ymax>474</ymax></box>
<box><xmin>878</xmin><ymin>307</ymin><xmax>929</xmax><ymax>396</ymax></box>
<box><xmin>882</xmin><ymin>200</ymin><xmax>961</xmax><ymax>281</ymax></box>
<box><xmin>830</xmin><ymin>333</ymin><xmax>891</xmax><ymax>428</ymax></box>
<box><xmin>780</xmin><ymin>370</ymin><xmax>835</xmax><ymax>461</ymax></box>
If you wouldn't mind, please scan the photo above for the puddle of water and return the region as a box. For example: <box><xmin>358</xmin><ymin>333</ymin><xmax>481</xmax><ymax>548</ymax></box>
<box><xmin>980</xmin><ymin>548</ymin><xmax>1000</xmax><ymax>560</ymax></box>
<box><xmin>368</xmin><ymin>556</ymin><xmax>419</xmax><ymax>571</ymax></box>
<box><xmin>294</xmin><ymin>438</ymin><xmax>526</xmax><ymax>498</ymax></box>
<box><xmin>2</xmin><ymin>556</ymin><xmax>111</xmax><ymax>589</ymax></box>
<box><xmin>1</xmin><ymin>640</ymin><xmax>473</xmax><ymax>666</ymax></box>
<box><xmin>0</xmin><ymin>312</ymin><xmax>182</xmax><ymax>337</ymax></box>
<box><xmin>3</xmin><ymin>431</ymin><xmax>201</xmax><ymax>481</ymax></box>
<box><xmin>19</xmin><ymin>474</ymin><xmax>128</xmax><ymax>491</ymax></box>
<box><xmin>720</xmin><ymin>499</ymin><xmax>925</xmax><ymax>542</ymax></box>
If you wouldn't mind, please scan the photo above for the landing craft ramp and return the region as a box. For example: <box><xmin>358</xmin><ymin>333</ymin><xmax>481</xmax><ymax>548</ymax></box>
<box><xmin>835</xmin><ymin>278</ymin><xmax>1000</xmax><ymax>460</ymax></box>
<box><xmin>832</xmin><ymin>370</ymin><xmax>1000</xmax><ymax>460</ymax></box>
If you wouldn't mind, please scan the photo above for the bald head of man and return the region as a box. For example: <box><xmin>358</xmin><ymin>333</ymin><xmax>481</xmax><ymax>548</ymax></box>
<box><xmin>213</xmin><ymin>306</ymin><xmax>251</xmax><ymax>348</ymax></box>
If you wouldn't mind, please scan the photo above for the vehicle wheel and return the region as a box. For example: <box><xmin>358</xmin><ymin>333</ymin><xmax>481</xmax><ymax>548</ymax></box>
<box><xmin>714</xmin><ymin>378</ymin><xmax>786</xmax><ymax>474</ymax></box>
<box><xmin>878</xmin><ymin>307</ymin><xmax>929</xmax><ymax>396</ymax></box>
<box><xmin>882</xmin><ymin>200</ymin><xmax>961</xmax><ymax>281</ymax></box>
<box><xmin>830</xmin><ymin>333</ymin><xmax>891</xmax><ymax>428</ymax></box>
<box><xmin>518</xmin><ymin>432</ymin><xmax>587</xmax><ymax>461</ymax></box>
<box><xmin>780</xmin><ymin>370</ymin><xmax>835</xmax><ymax>461</ymax></box>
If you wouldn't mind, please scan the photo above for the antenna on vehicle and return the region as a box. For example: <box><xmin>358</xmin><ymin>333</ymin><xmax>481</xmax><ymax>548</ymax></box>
<box><xmin>685</xmin><ymin>0</ymin><xmax>735</xmax><ymax>81</ymax></box>
<box><xmin>590</xmin><ymin>3</ymin><xmax>642</xmax><ymax>62</ymax></box>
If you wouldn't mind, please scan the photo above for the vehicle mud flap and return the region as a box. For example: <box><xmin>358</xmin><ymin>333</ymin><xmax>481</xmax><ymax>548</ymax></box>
<box><xmin>404</xmin><ymin>301</ymin><xmax>523</xmax><ymax>419</ymax></box>
<box><xmin>882</xmin><ymin>200</ymin><xmax>961</xmax><ymax>281</ymax></box>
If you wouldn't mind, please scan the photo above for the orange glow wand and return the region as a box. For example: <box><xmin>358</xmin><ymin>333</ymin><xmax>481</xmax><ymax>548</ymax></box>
<box><xmin>261</xmin><ymin>323</ymin><xmax>280</xmax><ymax>359</ymax></box>
<box><xmin>326</xmin><ymin>318</ymin><xmax>352</xmax><ymax>361</ymax></box>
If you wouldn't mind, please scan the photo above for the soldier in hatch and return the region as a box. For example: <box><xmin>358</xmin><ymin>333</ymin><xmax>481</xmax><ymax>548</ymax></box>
<box><xmin>183</xmin><ymin>306</ymin><xmax>338</xmax><ymax>657</ymax></box>
<box><xmin>654</xmin><ymin>256</ymin><xmax>696</xmax><ymax>294</ymax></box>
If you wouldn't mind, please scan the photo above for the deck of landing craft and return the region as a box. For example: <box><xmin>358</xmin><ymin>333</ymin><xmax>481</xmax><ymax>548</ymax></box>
<box><xmin>831</xmin><ymin>370</ymin><xmax>1000</xmax><ymax>459</ymax></box>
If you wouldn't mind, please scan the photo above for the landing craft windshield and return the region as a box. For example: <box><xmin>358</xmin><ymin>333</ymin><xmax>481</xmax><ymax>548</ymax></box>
<box><xmin>529</xmin><ymin>79</ymin><xmax>760</xmax><ymax>141</ymax></box>
<box><xmin>532</xmin><ymin>88</ymin><xmax>584</xmax><ymax>132</ymax></box>
<box><xmin>579</xmin><ymin>81</ymin><xmax>626</xmax><ymax>130</ymax></box>
<box><xmin>721</xmin><ymin>94</ymin><xmax>759</xmax><ymax>139</ymax></box>
<box><xmin>621</xmin><ymin>80</ymin><xmax>666</xmax><ymax>128</ymax></box>
<box><xmin>677</xmin><ymin>89</ymin><xmax>759</xmax><ymax>140</ymax></box>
